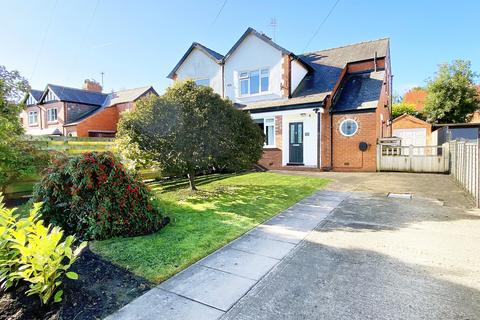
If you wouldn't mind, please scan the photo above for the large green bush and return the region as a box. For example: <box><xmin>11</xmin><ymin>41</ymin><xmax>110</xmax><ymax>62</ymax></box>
<box><xmin>33</xmin><ymin>152</ymin><xmax>169</xmax><ymax>240</ymax></box>
<box><xmin>116</xmin><ymin>80</ymin><xmax>264</xmax><ymax>190</ymax></box>
<box><xmin>0</xmin><ymin>197</ymin><xmax>85</xmax><ymax>304</ymax></box>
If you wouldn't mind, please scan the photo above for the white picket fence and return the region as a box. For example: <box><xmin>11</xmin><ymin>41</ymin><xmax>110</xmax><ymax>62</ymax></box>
<box><xmin>449</xmin><ymin>140</ymin><xmax>479</xmax><ymax>206</ymax></box>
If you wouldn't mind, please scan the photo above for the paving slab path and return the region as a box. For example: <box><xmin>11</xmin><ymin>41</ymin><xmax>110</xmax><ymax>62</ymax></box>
<box><xmin>106</xmin><ymin>190</ymin><xmax>350</xmax><ymax>320</ymax></box>
<box><xmin>106</xmin><ymin>172</ymin><xmax>480</xmax><ymax>320</ymax></box>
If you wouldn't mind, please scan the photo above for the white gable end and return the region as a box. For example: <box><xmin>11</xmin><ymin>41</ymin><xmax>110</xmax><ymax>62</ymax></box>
<box><xmin>291</xmin><ymin>59</ymin><xmax>308</xmax><ymax>94</ymax></box>
<box><xmin>224</xmin><ymin>34</ymin><xmax>284</xmax><ymax>103</ymax></box>
<box><xmin>175</xmin><ymin>48</ymin><xmax>223</xmax><ymax>95</ymax></box>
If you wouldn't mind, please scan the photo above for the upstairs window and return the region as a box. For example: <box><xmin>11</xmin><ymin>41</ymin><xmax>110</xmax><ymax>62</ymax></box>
<box><xmin>47</xmin><ymin>108</ymin><xmax>58</xmax><ymax>122</ymax></box>
<box><xmin>254</xmin><ymin>117</ymin><xmax>275</xmax><ymax>147</ymax></box>
<box><xmin>239</xmin><ymin>68</ymin><xmax>269</xmax><ymax>96</ymax></box>
<box><xmin>195</xmin><ymin>78</ymin><xmax>210</xmax><ymax>86</ymax></box>
<box><xmin>28</xmin><ymin>111</ymin><xmax>38</xmax><ymax>125</ymax></box>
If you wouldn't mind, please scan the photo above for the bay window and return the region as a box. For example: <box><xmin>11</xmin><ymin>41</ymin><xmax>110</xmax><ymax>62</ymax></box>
<box><xmin>239</xmin><ymin>68</ymin><xmax>269</xmax><ymax>96</ymax></box>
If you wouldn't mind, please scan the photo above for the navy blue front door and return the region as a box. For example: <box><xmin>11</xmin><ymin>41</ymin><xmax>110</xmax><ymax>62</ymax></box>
<box><xmin>289</xmin><ymin>122</ymin><xmax>303</xmax><ymax>164</ymax></box>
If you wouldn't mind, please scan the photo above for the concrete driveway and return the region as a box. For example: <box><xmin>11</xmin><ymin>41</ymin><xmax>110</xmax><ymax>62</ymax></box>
<box><xmin>108</xmin><ymin>172</ymin><xmax>480</xmax><ymax>320</ymax></box>
<box><xmin>222</xmin><ymin>172</ymin><xmax>480</xmax><ymax>319</ymax></box>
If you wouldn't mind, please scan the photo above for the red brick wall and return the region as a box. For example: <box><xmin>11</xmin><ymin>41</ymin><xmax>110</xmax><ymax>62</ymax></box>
<box><xmin>282</xmin><ymin>55</ymin><xmax>291</xmax><ymax>98</ymax></box>
<box><xmin>320</xmin><ymin>57</ymin><xmax>391</xmax><ymax>172</ymax></box>
<box><xmin>258</xmin><ymin>149</ymin><xmax>282</xmax><ymax>169</ymax></box>
<box><xmin>75</xmin><ymin>106</ymin><xmax>119</xmax><ymax>137</ymax></box>
<box><xmin>331</xmin><ymin>113</ymin><xmax>377</xmax><ymax>171</ymax></box>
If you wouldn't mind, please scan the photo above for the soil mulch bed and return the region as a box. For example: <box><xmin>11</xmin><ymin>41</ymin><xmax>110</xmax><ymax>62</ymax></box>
<box><xmin>0</xmin><ymin>247</ymin><xmax>153</xmax><ymax>320</ymax></box>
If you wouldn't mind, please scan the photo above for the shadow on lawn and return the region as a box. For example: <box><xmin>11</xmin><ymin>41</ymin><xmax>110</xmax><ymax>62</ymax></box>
<box><xmin>157</xmin><ymin>181</ymin><xmax>323</xmax><ymax>223</ymax></box>
<box><xmin>149</xmin><ymin>173</ymin><xmax>242</xmax><ymax>193</ymax></box>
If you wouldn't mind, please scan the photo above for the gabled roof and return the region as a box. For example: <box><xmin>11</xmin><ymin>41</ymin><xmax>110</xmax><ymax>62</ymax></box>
<box><xmin>293</xmin><ymin>38</ymin><xmax>389</xmax><ymax>99</ymax></box>
<box><xmin>239</xmin><ymin>38</ymin><xmax>389</xmax><ymax>112</ymax></box>
<box><xmin>104</xmin><ymin>86</ymin><xmax>157</xmax><ymax>106</ymax></box>
<box><xmin>64</xmin><ymin>86</ymin><xmax>158</xmax><ymax>126</ymax></box>
<box><xmin>223</xmin><ymin>27</ymin><xmax>292</xmax><ymax>61</ymax></box>
<box><xmin>167</xmin><ymin>42</ymin><xmax>224</xmax><ymax>79</ymax></box>
<box><xmin>40</xmin><ymin>84</ymin><xmax>108</xmax><ymax>106</ymax></box>
<box><xmin>393</xmin><ymin>114</ymin><xmax>431</xmax><ymax>126</ymax></box>
<box><xmin>30</xmin><ymin>89</ymin><xmax>43</xmax><ymax>102</ymax></box>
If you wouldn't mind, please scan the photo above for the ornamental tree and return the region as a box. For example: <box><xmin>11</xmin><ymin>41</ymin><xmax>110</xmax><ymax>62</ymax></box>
<box><xmin>424</xmin><ymin>60</ymin><xmax>480</xmax><ymax>123</ymax></box>
<box><xmin>117</xmin><ymin>80</ymin><xmax>264</xmax><ymax>190</ymax></box>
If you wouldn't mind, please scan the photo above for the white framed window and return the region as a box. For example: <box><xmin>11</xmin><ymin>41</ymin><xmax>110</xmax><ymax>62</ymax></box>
<box><xmin>28</xmin><ymin>111</ymin><xmax>38</xmax><ymax>126</ymax></box>
<box><xmin>339</xmin><ymin>119</ymin><xmax>358</xmax><ymax>137</ymax></box>
<box><xmin>239</xmin><ymin>68</ymin><xmax>269</xmax><ymax>96</ymax></box>
<box><xmin>194</xmin><ymin>78</ymin><xmax>210</xmax><ymax>86</ymax></box>
<box><xmin>254</xmin><ymin>117</ymin><xmax>275</xmax><ymax>147</ymax></box>
<box><xmin>47</xmin><ymin>108</ymin><xmax>58</xmax><ymax>122</ymax></box>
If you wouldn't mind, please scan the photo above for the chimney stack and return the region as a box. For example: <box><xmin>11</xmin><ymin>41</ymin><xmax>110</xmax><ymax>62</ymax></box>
<box><xmin>83</xmin><ymin>79</ymin><xmax>102</xmax><ymax>92</ymax></box>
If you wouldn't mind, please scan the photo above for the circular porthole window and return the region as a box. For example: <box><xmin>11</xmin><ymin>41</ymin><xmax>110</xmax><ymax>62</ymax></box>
<box><xmin>339</xmin><ymin>119</ymin><xmax>358</xmax><ymax>137</ymax></box>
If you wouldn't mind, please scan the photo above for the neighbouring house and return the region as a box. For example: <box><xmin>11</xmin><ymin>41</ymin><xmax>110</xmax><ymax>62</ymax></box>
<box><xmin>403</xmin><ymin>87</ymin><xmax>428</xmax><ymax>112</ymax></box>
<box><xmin>393</xmin><ymin>114</ymin><xmax>432</xmax><ymax>146</ymax></box>
<box><xmin>20</xmin><ymin>79</ymin><xmax>157</xmax><ymax>137</ymax></box>
<box><xmin>168</xmin><ymin>27</ymin><xmax>392</xmax><ymax>171</ymax></box>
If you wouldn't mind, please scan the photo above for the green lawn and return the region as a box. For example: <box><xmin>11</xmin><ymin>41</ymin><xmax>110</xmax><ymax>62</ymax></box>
<box><xmin>90</xmin><ymin>172</ymin><xmax>329</xmax><ymax>283</ymax></box>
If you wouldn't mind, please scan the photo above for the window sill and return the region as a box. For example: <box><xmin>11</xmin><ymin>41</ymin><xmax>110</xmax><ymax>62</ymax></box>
<box><xmin>28</xmin><ymin>124</ymin><xmax>39</xmax><ymax>127</ymax></box>
<box><xmin>47</xmin><ymin>121</ymin><xmax>59</xmax><ymax>124</ymax></box>
<box><xmin>238</xmin><ymin>92</ymin><xmax>270</xmax><ymax>98</ymax></box>
<box><xmin>263</xmin><ymin>145</ymin><xmax>277</xmax><ymax>149</ymax></box>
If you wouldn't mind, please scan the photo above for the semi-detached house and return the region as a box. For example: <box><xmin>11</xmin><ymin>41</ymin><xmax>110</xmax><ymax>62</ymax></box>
<box><xmin>20</xmin><ymin>80</ymin><xmax>157</xmax><ymax>137</ymax></box>
<box><xmin>168</xmin><ymin>27</ymin><xmax>392</xmax><ymax>172</ymax></box>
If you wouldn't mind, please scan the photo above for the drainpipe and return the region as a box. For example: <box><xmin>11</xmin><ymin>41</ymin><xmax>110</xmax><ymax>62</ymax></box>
<box><xmin>329</xmin><ymin>106</ymin><xmax>334</xmax><ymax>170</ymax></box>
<box><xmin>221</xmin><ymin>62</ymin><xmax>225</xmax><ymax>98</ymax></box>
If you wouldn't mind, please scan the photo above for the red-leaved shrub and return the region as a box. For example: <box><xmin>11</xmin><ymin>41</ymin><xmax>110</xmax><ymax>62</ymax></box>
<box><xmin>33</xmin><ymin>152</ymin><xmax>169</xmax><ymax>240</ymax></box>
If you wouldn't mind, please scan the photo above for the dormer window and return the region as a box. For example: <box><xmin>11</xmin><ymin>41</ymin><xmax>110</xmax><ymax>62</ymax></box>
<box><xmin>239</xmin><ymin>68</ymin><xmax>269</xmax><ymax>96</ymax></box>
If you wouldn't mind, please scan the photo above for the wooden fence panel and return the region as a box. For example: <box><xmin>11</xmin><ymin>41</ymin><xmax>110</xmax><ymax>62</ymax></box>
<box><xmin>377</xmin><ymin>144</ymin><xmax>449</xmax><ymax>173</ymax></box>
<box><xmin>449</xmin><ymin>140</ymin><xmax>479</xmax><ymax>206</ymax></box>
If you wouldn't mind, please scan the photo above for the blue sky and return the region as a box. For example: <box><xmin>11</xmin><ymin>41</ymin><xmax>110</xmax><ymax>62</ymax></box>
<box><xmin>1</xmin><ymin>0</ymin><xmax>479</xmax><ymax>96</ymax></box>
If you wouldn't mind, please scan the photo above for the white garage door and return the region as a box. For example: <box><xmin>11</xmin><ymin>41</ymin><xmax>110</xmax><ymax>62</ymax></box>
<box><xmin>393</xmin><ymin>128</ymin><xmax>426</xmax><ymax>146</ymax></box>
<box><xmin>393</xmin><ymin>128</ymin><xmax>427</xmax><ymax>155</ymax></box>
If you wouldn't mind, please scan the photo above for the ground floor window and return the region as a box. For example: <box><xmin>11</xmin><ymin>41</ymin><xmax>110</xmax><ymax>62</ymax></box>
<box><xmin>28</xmin><ymin>111</ymin><xmax>38</xmax><ymax>125</ymax></box>
<box><xmin>254</xmin><ymin>118</ymin><xmax>275</xmax><ymax>147</ymax></box>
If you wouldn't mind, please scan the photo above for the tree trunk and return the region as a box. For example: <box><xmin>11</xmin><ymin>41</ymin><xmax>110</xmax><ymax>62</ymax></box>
<box><xmin>187</xmin><ymin>172</ymin><xmax>197</xmax><ymax>191</ymax></box>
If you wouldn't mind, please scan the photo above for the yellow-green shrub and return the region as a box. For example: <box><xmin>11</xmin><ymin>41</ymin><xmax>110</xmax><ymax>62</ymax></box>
<box><xmin>0</xmin><ymin>198</ymin><xmax>39</xmax><ymax>289</ymax></box>
<box><xmin>0</xmin><ymin>196</ymin><xmax>85</xmax><ymax>304</ymax></box>
<box><xmin>11</xmin><ymin>222</ymin><xmax>86</xmax><ymax>304</ymax></box>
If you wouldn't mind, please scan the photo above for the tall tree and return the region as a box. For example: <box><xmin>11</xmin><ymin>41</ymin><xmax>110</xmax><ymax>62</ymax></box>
<box><xmin>117</xmin><ymin>80</ymin><xmax>264</xmax><ymax>190</ymax></box>
<box><xmin>0</xmin><ymin>65</ymin><xmax>45</xmax><ymax>193</ymax></box>
<box><xmin>424</xmin><ymin>60</ymin><xmax>480</xmax><ymax>123</ymax></box>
